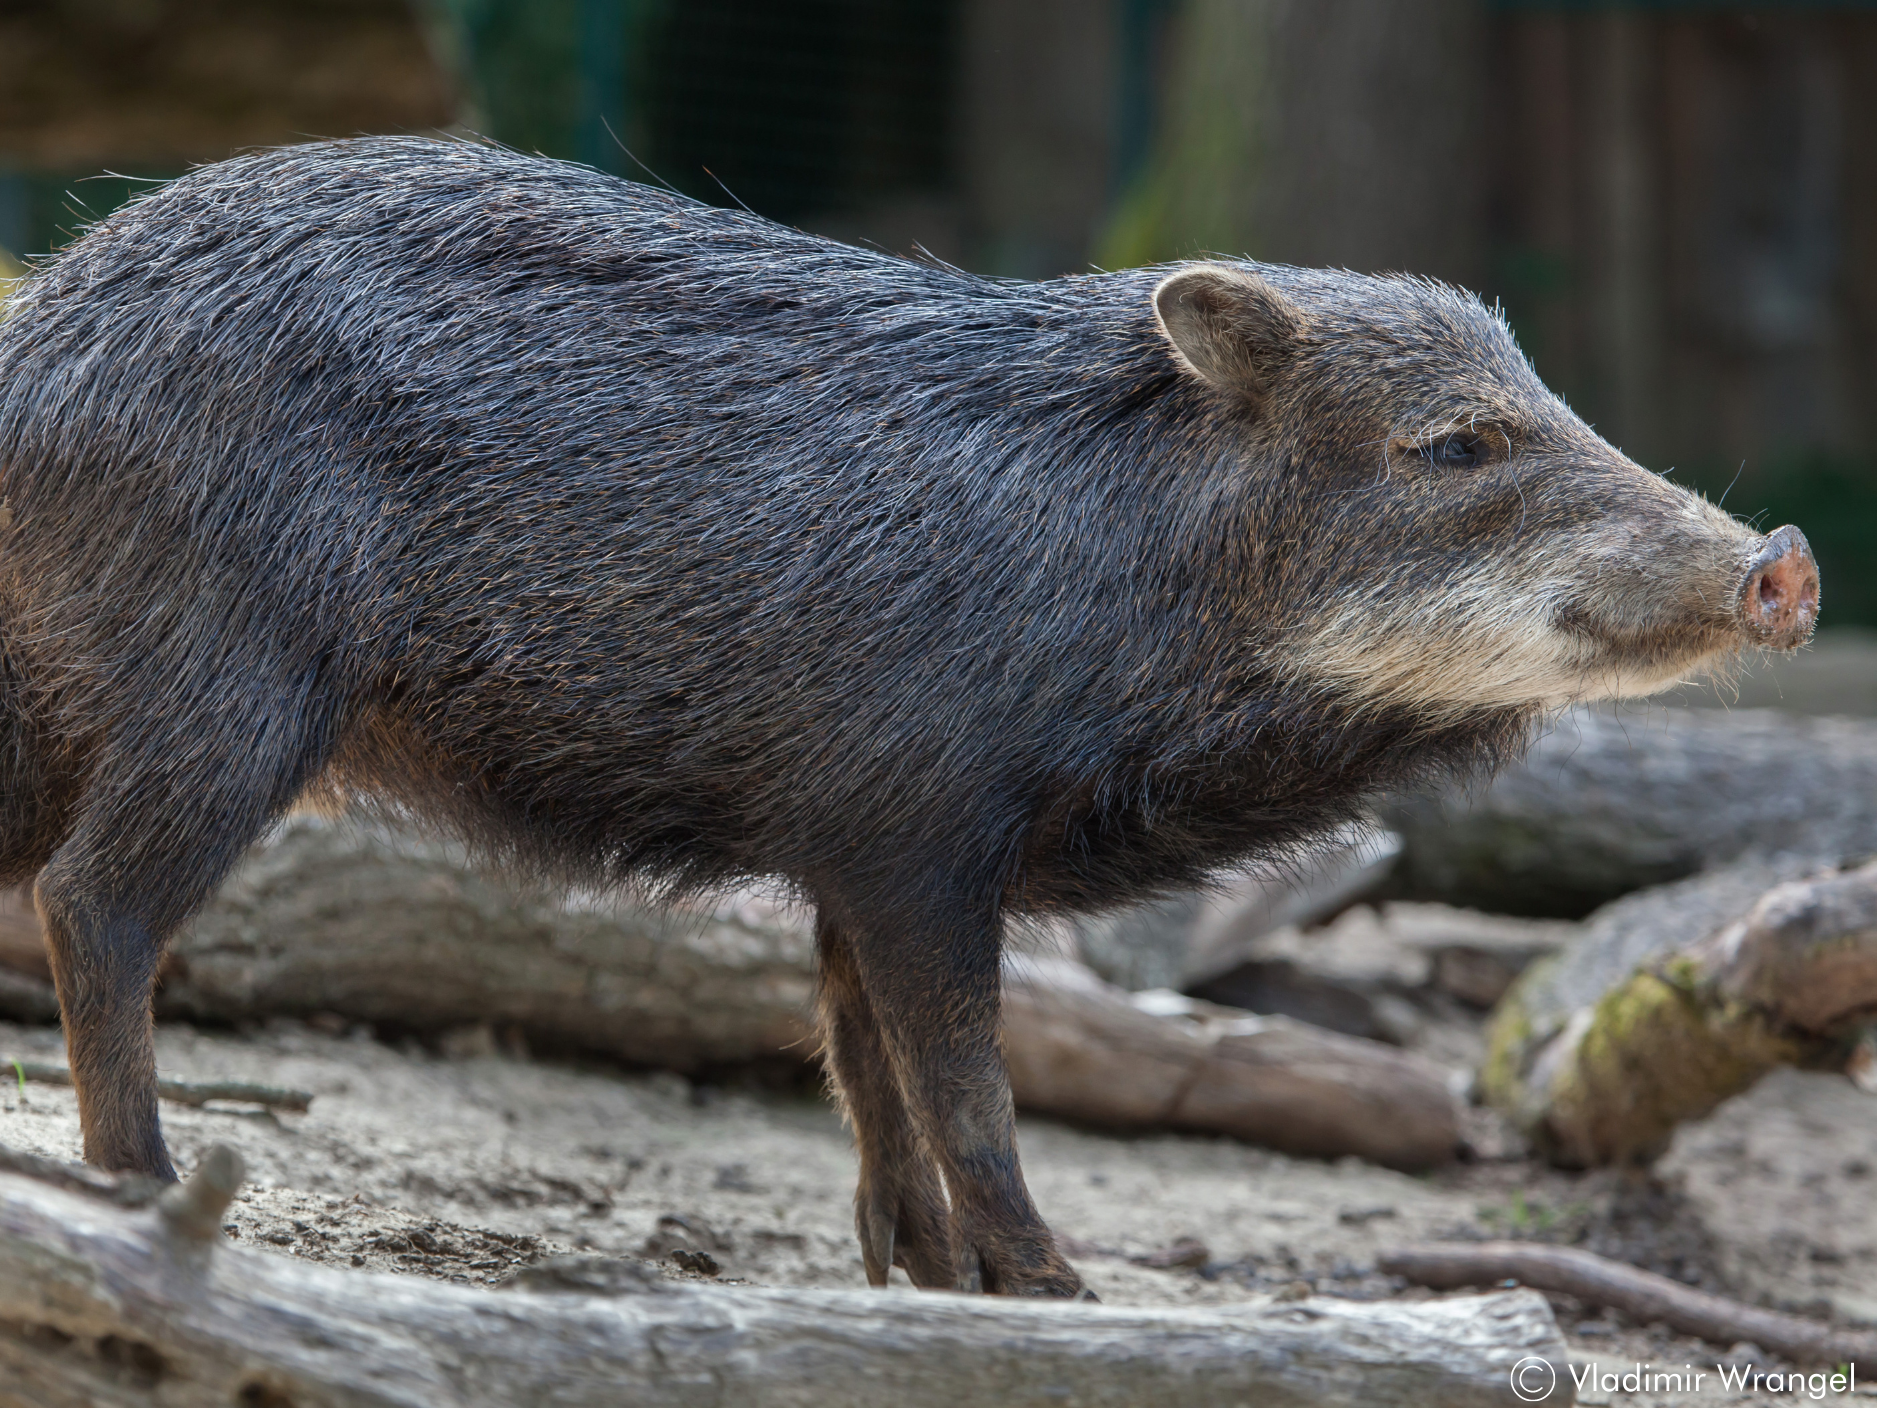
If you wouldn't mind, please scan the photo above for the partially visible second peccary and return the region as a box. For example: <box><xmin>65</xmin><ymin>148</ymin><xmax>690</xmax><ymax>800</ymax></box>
<box><xmin>0</xmin><ymin>138</ymin><xmax>1816</xmax><ymax>1297</ymax></box>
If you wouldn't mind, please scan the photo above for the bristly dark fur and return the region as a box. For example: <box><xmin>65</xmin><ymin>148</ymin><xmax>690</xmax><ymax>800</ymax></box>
<box><xmin>0</xmin><ymin>137</ymin><xmax>1549</xmax><ymax>1290</ymax></box>
<box><xmin>0</xmin><ymin>138</ymin><xmax>1527</xmax><ymax>916</ymax></box>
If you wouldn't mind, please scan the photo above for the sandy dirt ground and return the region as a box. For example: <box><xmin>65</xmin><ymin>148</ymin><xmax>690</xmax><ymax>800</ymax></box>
<box><xmin>3</xmin><ymin>1012</ymin><xmax>1873</xmax><ymax>1406</ymax></box>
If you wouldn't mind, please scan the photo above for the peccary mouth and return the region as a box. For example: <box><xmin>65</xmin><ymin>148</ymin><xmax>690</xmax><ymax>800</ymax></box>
<box><xmin>1549</xmin><ymin>603</ymin><xmax>1745</xmax><ymax>692</ymax></box>
<box><xmin>1290</xmin><ymin>524</ymin><xmax>1815</xmax><ymax>716</ymax></box>
<box><xmin>1555</xmin><ymin>521</ymin><xmax>1819</xmax><ymax>675</ymax></box>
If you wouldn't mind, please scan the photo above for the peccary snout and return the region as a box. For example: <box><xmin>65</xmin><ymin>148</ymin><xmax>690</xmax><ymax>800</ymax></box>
<box><xmin>1737</xmin><ymin>525</ymin><xmax>1820</xmax><ymax>650</ymax></box>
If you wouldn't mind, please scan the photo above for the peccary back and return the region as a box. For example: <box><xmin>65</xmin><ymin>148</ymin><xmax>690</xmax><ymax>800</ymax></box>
<box><xmin>0</xmin><ymin>138</ymin><xmax>1521</xmax><ymax>921</ymax></box>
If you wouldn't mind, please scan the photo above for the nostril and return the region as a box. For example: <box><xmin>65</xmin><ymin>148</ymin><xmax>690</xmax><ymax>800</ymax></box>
<box><xmin>1737</xmin><ymin>524</ymin><xmax>1820</xmax><ymax>646</ymax></box>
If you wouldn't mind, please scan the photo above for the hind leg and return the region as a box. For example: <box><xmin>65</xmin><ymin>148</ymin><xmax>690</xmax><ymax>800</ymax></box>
<box><xmin>40</xmin><ymin>683</ymin><xmax>337</xmax><ymax>1177</ymax></box>
<box><xmin>816</xmin><ymin>913</ymin><xmax>955</xmax><ymax>1287</ymax></box>
<box><xmin>38</xmin><ymin>880</ymin><xmax>175</xmax><ymax>1176</ymax></box>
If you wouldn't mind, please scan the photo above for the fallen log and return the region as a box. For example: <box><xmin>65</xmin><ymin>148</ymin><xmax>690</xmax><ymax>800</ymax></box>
<box><xmin>1382</xmin><ymin>706</ymin><xmax>1877</xmax><ymax>917</ymax></box>
<box><xmin>0</xmin><ymin>813</ymin><xmax>1462</xmax><ymax>1168</ymax></box>
<box><xmin>1381</xmin><ymin>1241</ymin><xmax>1877</xmax><ymax>1368</ymax></box>
<box><xmin>0</xmin><ymin>965</ymin><xmax>56</xmax><ymax>1023</ymax></box>
<box><xmin>1071</xmin><ymin>822</ymin><xmax>1402</xmax><ymax>992</ymax></box>
<box><xmin>158</xmin><ymin>815</ymin><xmax>823</xmax><ymax>1069</ymax></box>
<box><xmin>1183</xmin><ymin>903</ymin><xmax>1577</xmax><ymax>1044</ymax></box>
<box><xmin>0</xmin><ymin>1145</ymin><xmax>1570</xmax><ymax>1408</ymax></box>
<box><xmin>1483</xmin><ymin>858</ymin><xmax>1877</xmax><ymax>1166</ymax></box>
<box><xmin>1004</xmin><ymin>958</ymin><xmax>1460</xmax><ymax>1169</ymax></box>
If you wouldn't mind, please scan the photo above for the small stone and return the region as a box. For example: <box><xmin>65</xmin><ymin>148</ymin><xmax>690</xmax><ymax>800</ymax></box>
<box><xmin>436</xmin><ymin>1023</ymin><xmax>498</xmax><ymax>1060</ymax></box>
<box><xmin>670</xmin><ymin>1248</ymin><xmax>722</xmax><ymax>1276</ymax></box>
<box><xmin>712</xmin><ymin>1163</ymin><xmax>758</xmax><ymax>1193</ymax></box>
<box><xmin>510</xmin><ymin>1255</ymin><xmax>661</xmax><ymax>1294</ymax></box>
<box><xmin>1135</xmin><ymin>1237</ymin><xmax>1210</xmax><ymax>1270</ymax></box>
<box><xmin>1336</xmin><ymin>1204</ymin><xmax>1397</xmax><ymax>1226</ymax></box>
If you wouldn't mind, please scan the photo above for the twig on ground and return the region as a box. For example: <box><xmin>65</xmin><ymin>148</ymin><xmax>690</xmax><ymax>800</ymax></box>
<box><xmin>3</xmin><ymin>1059</ymin><xmax>313</xmax><ymax>1112</ymax></box>
<box><xmin>1380</xmin><ymin>1241</ymin><xmax>1877</xmax><ymax>1367</ymax></box>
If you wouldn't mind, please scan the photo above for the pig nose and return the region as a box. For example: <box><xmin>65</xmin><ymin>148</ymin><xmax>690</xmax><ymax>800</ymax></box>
<box><xmin>1736</xmin><ymin>524</ymin><xmax>1819</xmax><ymax>649</ymax></box>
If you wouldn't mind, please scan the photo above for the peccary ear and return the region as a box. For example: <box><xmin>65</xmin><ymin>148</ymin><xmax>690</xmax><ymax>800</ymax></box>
<box><xmin>1153</xmin><ymin>263</ymin><xmax>1303</xmax><ymax>402</ymax></box>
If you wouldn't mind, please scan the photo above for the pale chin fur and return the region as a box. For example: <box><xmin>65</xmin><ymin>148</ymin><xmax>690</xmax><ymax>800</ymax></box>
<box><xmin>1280</xmin><ymin>587</ymin><xmax>1734</xmax><ymax>717</ymax></box>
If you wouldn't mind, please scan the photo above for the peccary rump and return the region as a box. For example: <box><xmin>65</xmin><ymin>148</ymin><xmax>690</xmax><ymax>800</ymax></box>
<box><xmin>0</xmin><ymin>138</ymin><xmax>1815</xmax><ymax>1296</ymax></box>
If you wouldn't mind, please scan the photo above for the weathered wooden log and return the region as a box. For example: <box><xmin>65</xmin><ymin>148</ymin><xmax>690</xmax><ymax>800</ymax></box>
<box><xmin>1382</xmin><ymin>706</ymin><xmax>1877</xmax><ymax>917</ymax></box>
<box><xmin>0</xmin><ymin>964</ymin><xmax>56</xmax><ymax>1023</ymax></box>
<box><xmin>150</xmin><ymin>815</ymin><xmax>822</xmax><ymax>1068</ymax></box>
<box><xmin>1004</xmin><ymin>958</ymin><xmax>1460</xmax><ymax>1169</ymax></box>
<box><xmin>1071</xmin><ymin>822</ymin><xmax>1402</xmax><ymax>992</ymax></box>
<box><xmin>1183</xmin><ymin>903</ymin><xmax>1576</xmax><ymax>1044</ymax></box>
<box><xmin>0</xmin><ymin>884</ymin><xmax>46</xmax><ymax>977</ymax></box>
<box><xmin>1483</xmin><ymin>858</ymin><xmax>1877</xmax><ymax>1166</ymax></box>
<box><xmin>0</xmin><ymin>1145</ymin><xmax>1571</xmax><ymax>1408</ymax></box>
<box><xmin>0</xmin><ymin>813</ymin><xmax>1462</xmax><ymax>1167</ymax></box>
<box><xmin>0</xmin><ymin>820</ymin><xmax>817</xmax><ymax>1062</ymax></box>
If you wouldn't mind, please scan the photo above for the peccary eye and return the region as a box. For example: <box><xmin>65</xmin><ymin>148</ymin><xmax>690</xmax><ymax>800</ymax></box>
<box><xmin>1426</xmin><ymin>433</ymin><xmax>1481</xmax><ymax>468</ymax></box>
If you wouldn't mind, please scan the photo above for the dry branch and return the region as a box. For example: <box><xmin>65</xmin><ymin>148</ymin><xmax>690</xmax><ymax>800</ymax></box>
<box><xmin>0</xmin><ymin>1146</ymin><xmax>1571</xmax><ymax>1408</ymax></box>
<box><xmin>1381</xmin><ymin>1241</ymin><xmax>1877</xmax><ymax>1368</ymax></box>
<box><xmin>0</xmin><ymin>814</ymin><xmax>1463</xmax><ymax>1167</ymax></box>
<box><xmin>1483</xmin><ymin>859</ymin><xmax>1877</xmax><ymax>1166</ymax></box>
<box><xmin>3</xmin><ymin>1059</ymin><xmax>312</xmax><ymax>1112</ymax></box>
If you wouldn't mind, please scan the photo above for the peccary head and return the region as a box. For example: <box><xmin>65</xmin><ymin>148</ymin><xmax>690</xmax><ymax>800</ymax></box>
<box><xmin>1154</xmin><ymin>262</ymin><xmax>1818</xmax><ymax>716</ymax></box>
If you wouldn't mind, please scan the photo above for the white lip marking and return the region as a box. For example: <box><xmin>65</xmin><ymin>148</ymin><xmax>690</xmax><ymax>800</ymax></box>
<box><xmin>1277</xmin><ymin>537</ymin><xmax>1733</xmax><ymax>715</ymax></box>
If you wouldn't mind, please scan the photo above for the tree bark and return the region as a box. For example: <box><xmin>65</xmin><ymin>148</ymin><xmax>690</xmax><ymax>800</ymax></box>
<box><xmin>0</xmin><ymin>813</ymin><xmax>1461</xmax><ymax>1168</ymax></box>
<box><xmin>150</xmin><ymin>815</ymin><xmax>823</xmax><ymax>1069</ymax></box>
<box><xmin>1004</xmin><ymin>958</ymin><xmax>1460</xmax><ymax>1169</ymax></box>
<box><xmin>1482</xmin><ymin>858</ymin><xmax>1877</xmax><ymax>1166</ymax></box>
<box><xmin>0</xmin><ymin>1145</ymin><xmax>1572</xmax><ymax>1408</ymax></box>
<box><xmin>1382</xmin><ymin>706</ymin><xmax>1877</xmax><ymax>918</ymax></box>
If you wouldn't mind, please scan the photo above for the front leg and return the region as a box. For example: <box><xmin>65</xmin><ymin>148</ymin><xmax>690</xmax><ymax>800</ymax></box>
<box><xmin>831</xmin><ymin>899</ymin><xmax>1086</xmax><ymax>1297</ymax></box>
<box><xmin>817</xmin><ymin>914</ymin><xmax>956</xmax><ymax>1288</ymax></box>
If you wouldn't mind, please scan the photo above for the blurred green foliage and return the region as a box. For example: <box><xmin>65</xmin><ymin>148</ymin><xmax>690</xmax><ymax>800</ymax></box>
<box><xmin>0</xmin><ymin>243</ymin><xmax>22</xmax><ymax>315</ymax></box>
<box><xmin>0</xmin><ymin>171</ymin><xmax>177</xmax><ymax>260</ymax></box>
<box><xmin>431</xmin><ymin>0</ymin><xmax>660</xmax><ymax>171</ymax></box>
<box><xmin>434</xmin><ymin>0</ymin><xmax>589</xmax><ymax>160</ymax></box>
<box><xmin>1095</xmin><ymin>0</ymin><xmax>1263</xmax><ymax>270</ymax></box>
<box><xmin>1675</xmin><ymin>453</ymin><xmax>1877</xmax><ymax>629</ymax></box>
<box><xmin>432</xmin><ymin>0</ymin><xmax>951</xmax><ymax>224</ymax></box>
<box><xmin>638</xmin><ymin>0</ymin><xmax>951</xmax><ymax>223</ymax></box>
